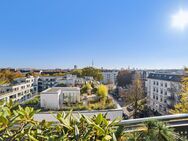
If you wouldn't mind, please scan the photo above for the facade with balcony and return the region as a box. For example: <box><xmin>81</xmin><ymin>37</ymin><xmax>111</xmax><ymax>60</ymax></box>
<box><xmin>0</xmin><ymin>76</ymin><xmax>37</xmax><ymax>104</ymax></box>
<box><xmin>146</xmin><ymin>73</ymin><xmax>182</xmax><ymax>115</ymax></box>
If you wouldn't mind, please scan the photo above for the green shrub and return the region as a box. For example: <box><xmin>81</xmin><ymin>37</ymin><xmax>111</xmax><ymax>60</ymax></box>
<box><xmin>0</xmin><ymin>101</ymin><xmax>181</xmax><ymax>141</ymax></box>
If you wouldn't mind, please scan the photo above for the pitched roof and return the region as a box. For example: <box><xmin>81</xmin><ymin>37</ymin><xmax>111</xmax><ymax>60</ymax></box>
<box><xmin>147</xmin><ymin>73</ymin><xmax>182</xmax><ymax>82</ymax></box>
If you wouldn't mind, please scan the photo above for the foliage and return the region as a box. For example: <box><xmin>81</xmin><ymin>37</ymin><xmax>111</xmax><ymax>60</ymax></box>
<box><xmin>141</xmin><ymin>120</ymin><xmax>179</xmax><ymax>141</ymax></box>
<box><xmin>69</xmin><ymin>67</ymin><xmax>103</xmax><ymax>81</ymax></box>
<box><xmin>170</xmin><ymin>68</ymin><xmax>188</xmax><ymax>114</ymax></box>
<box><xmin>58</xmin><ymin>103</ymin><xmax>88</xmax><ymax>111</ymax></box>
<box><xmin>97</xmin><ymin>84</ymin><xmax>108</xmax><ymax>98</ymax></box>
<box><xmin>0</xmin><ymin>101</ymin><xmax>119</xmax><ymax>141</ymax></box>
<box><xmin>81</xmin><ymin>83</ymin><xmax>93</xmax><ymax>94</ymax></box>
<box><xmin>71</xmin><ymin>69</ymin><xmax>83</xmax><ymax>77</ymax></box>
<box><xmin>82</xmin><ymin>67</ymin><xmax>103</xmax><ymax>81</ymax></box>
<box><xmin>127</xmin><ymin>73</ymin><xmax>145</xmax><ymax>118</ymax></box>
<box><xmin>117</xmin><ymin>70</ymin><xmax>134</xmax><ymax>88</ymax></box>
<box><xmin>0</xmin><ymin>101</ymin><xmax>182</xmax><ymax>141</ymax></box>
<box><xmin>21</xmin><ymin>96</ymin><xmax>40</xmax><ymax>110</ymax></box>
<box><xmin>26</xmin><ymin>72</ymin><xmax>40</xmax><ymax>77</ymax></box>
<box><xmin>0</xmin><ymin>70</ymin><xmax>24</xmax><ymax>84</ymax></box>
<box><xmin>88</xmin><ymin>98</ymin><xmax>116</xmax><ymax>110</ymax></box>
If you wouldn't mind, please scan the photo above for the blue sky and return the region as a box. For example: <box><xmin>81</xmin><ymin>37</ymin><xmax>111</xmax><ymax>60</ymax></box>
<box><xmin>0</xmin><ymin>0</ymin><xmax>188</xmax><ymax>69</ymax></box>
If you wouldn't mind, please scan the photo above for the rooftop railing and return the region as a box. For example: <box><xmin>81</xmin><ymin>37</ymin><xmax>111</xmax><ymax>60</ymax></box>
<box><xmin>120</xmin><ymin>114</ymin><xmax>188</xmax><ymax>138</ymax></box>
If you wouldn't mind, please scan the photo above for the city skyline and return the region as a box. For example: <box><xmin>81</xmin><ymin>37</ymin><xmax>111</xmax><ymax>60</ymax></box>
<box><xmin>0</xmin><ymin>0</ymin><xmax>188</xmax><ymax>69</ymax></box>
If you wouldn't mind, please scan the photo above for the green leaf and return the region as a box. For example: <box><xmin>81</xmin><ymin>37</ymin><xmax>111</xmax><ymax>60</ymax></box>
<box><xmin>75</xmin><ymin>125</ymin><xmax>79</xmax><ymax>136</ymax></box>
<box><xmin>95</xmin><ymin>113</ymin><xmax>103</xmax><ymax>125</ymax></box>
<box><xmin>112</xmin><ymin>133</ymin><xmax>117</xmax><ymax>141</ymax></box>
<box><xmin>104</xmin><ymin>135</ymin><xmax>112</xmax><ymax>141</ymax></box>
<box><xmin>28</xmin><ymin>134</ymin><xmax>39</xmax><ymax>141</ymax></box>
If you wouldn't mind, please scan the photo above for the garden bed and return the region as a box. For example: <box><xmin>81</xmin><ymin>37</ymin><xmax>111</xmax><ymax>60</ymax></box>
<box><xmin>21</xmin><ymin>95</ymin><xmax>117</xmax><ymax>111</ymax></box>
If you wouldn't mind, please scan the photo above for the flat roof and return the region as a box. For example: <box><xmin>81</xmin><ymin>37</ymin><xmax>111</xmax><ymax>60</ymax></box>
<box><xmin>41</xmin><ymin>87</ymin><xmax>80</xmax><ymax>94</ymax></box>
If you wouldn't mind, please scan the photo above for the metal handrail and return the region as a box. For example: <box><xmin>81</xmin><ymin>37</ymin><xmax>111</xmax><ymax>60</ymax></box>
<box><xmin>120</xmin><ymin>114</ymin><xmax>188</xmax><ymax>126</ymax></box>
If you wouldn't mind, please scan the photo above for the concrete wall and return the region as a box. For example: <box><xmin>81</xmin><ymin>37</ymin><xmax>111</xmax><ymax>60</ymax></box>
<box><xmin>34</xmin><ymin>108</ymin><xmax>123</xmax><ymax>122</ymax></box>
<box><xmin>40</xmin><ymin>93</ymin><xmax>60</xmax><ymax>110</ymax></box>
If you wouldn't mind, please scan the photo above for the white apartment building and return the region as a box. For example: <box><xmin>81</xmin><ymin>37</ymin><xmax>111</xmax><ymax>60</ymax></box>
<box><xmin>146</xmin><ymin>73</ymin><xmax>182</xmax><ymax>115</ymax></box>
<box><xmin>0</xmin><ymin>76</ymin><xmax>37</xmax><ymax>104</ymax></box>
<box><xmin>61</xmin><ymin>74</ymin><xmax>88</xmax><ymax>86</ymax></box>
<box><xmin>102</xmin><ymin>70</ymin><xmax>119</xmax><ymax>84</ymax></box>
<box><xmin>40</xmin><ymin>87</ymin><xmax>80</xmax><ymax>110</ymax></box>
<box><xmin>62</xmin><ymin>74</ymin><xmax>81</xmax><ymax>86</ymax></box>
<box><xmin>38</xmin><ymin>75</ymin><xmax>93</xmax><ymax>92</ymax></box>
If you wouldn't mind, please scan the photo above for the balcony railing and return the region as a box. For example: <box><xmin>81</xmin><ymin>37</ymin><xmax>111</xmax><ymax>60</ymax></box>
<box><xmin>120</xmin><ymin>114</ymin><xmax>188</xmax><ymax>138</ymax></box>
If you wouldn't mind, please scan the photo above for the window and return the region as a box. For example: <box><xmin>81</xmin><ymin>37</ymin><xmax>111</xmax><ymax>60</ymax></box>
<box><xmin>161</xmin><ymin>82</ymin><xmax>163</xmax><ymax>87</ymax></box>
<box><xmin>153</xmin><ymin>95</ymin><xmax>155</xmax><ymax>99</ymax></box>
<box><xmin>165</xmin><ymin>83</ymin><xmax>167</xmax><ymax>87</ymax></box>
<box><xmin>165</xmin><ymin>91</ymin><xmax>167</xmax><ymax>95</ymax></box>
<box><xmin>160</xmin><ymin>98</ymin><xmax>162</xmax><ymax>102</ymax></box>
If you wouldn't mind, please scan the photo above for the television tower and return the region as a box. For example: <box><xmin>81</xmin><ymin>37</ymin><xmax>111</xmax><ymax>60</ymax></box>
<box><xmin>92</xmin><ymin>59</ymin><xmax>94</xmax><ymax>67</ymax></box>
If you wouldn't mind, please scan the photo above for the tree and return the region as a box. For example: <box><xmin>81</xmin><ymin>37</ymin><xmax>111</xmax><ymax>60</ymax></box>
<box><xmin>82</xmin><ymin>67</ymin><xmax>103</xmax><ymax>81</ymax></box>
<box><xmin>117</xmin><ymin>70</ymin><xmax>134</xmax><ymax>88</ymax></box>
<box><xmin>167</xmin><ymin>83</ymin><xmax>180</xmax><ymax>109</ymax></box>
<box><xmin>0</xmin><ymin>70</ymin><xmax>24</xmax><ymax>84</ymax></box>
<box><xmin>71</xmin><ymin>69</ymin><xmax>82</xmax><ymax>77</ymax></box>
<box><xmin>128</xmin><ymin>72</ymin><xmax>144</xmax><ymax>118</ymax></box>
<box><xmin>81</xmin><ymin>83</ymin><xmax>92</xmax><ymax>94</ymax></box>
<box><xmin>97</xmin><ymin>84</ymin><xmax>108</xmax><ymax>98</ymax></box>
<box><xmin>170</xmin><ymin>68</ymin><xmax>188</xmax><ymax>114</ymax></box>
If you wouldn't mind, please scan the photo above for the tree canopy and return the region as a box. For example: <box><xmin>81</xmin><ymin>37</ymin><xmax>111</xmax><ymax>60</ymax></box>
<box><xmin>71</xmin><ymin>69</ymin><xmax>82</xmax><ymax>77</ymax></box>
<box><xmin>70</xmin><ymin>67</ymin><xmax>103</xmax><ymax>81</ymax></box>
<box><xmin>0</xmin><ymin>70</ymin><xmax>24</xmax><ymax>85</ymax></box>
<box><xmin>97</xmin><ymin>84</ymin><xmax>108</xmax><ymax>98</ymax></box>
<box><xmin>117</xmin><ymin>70</ymin><xmax>134</xmax><ymax>88</ymax></box>
<box><xmin>128</xmin><ymin>72</ymin><xmax>145</xmax><ymax>118</ymax></box>
<box><xmin>81</xmin><ymin>83</ymin><xmax>93</xmax><ymax>94</ymax></box>
<box><xmin>82</xmin><ymin>67</ymin><xmax>103</xmax><ymax>81</ymax></box>
<box><xmin>170</xmin><ymin>68</ymin><xmax>188</xmax><ymax>114</ymax></box>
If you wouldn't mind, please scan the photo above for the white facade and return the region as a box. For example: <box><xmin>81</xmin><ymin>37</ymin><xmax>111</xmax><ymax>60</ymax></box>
<box><xmin>61</xmin><ymin>74</ymin><xmax>89</xmax><ymax>86</ymax></box>
<box><xmin>40</xmin><ymin>89</ymin><xmax>61</xmax><ymax>110</ymax></box>
<box><xmin>0</xmin><ymin>76</ymin><xmax>37</xmax><ymax>104</ymax></box>
<box><xmin>40</xmin><ymin>87</ymin><xmax>80</xmax><ymax>110</ymax></box>
<box><xmin>102</xmin><ymin>70</ymin><xmax>119</xmax><ymax>84</ymax></box>
<box><xmin>146</xmin><ymin>73</ymin><xmax>181</xmax><ymax>115</ymax></box>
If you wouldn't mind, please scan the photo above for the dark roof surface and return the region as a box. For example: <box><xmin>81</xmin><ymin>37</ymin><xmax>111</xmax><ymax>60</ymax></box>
<box><xmin>148</xmin><ymin>73</ymin><xmax>182</xmax><ymax>82</ymax></box>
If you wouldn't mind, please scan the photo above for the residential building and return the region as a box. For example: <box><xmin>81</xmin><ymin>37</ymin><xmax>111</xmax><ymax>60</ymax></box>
<box><xmin>61</xmin><ymin>74</ymin><xmax>77</xmax><ymax>86</ymax></box>
<box><xmin>40</xmin><ymin>87</ymin><xmax>80</xmax><ymax>110</ymax></box>
<box><xmin>146</xmin><ymin>73</ymin><xmax>182</xmax><ymax>115</ymax></box>
<box><xmin>0</xmin><ymin>76</ymin><xmax>37</xmax><ymax>103</ymax></box>
<box><xmin>102</xmin><ymin>69</ymin><xmax>119</xmax><ymax>84</ymax></box>
<box><xmin>84</xmin><ymin>76</ymin><xmax>94</xmax><ymax>81</ymax></box>
<box><xmin>38</xmin><ymin>76</ymin><xmax>66</xmax><ymax>92</ymax></box>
